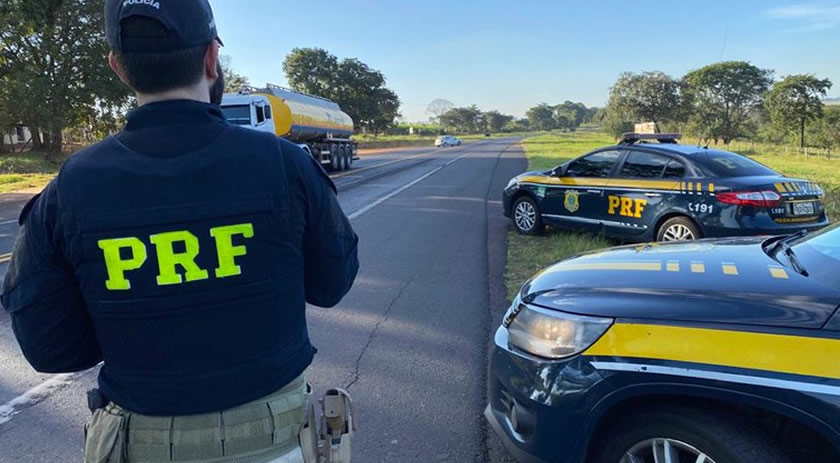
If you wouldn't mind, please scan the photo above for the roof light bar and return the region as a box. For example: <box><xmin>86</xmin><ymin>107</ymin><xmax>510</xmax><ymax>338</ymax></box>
<box><xmin>619</xmin><ymin>133</ymin><xmax>682</xmax><ymax>144</ymax></box>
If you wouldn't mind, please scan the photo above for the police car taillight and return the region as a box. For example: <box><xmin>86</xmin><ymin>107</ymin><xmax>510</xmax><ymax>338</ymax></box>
<box><xmin>717</xmin><ymin>191</ymin><xmax>782</xmax><ymax>208</ymax></box>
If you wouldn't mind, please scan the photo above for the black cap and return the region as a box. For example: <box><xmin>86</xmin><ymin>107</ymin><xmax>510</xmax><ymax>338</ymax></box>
<box><xmin>105</xmin><ymin>0</ymin><xmax>222</xmax><ymax>53</ymax></box>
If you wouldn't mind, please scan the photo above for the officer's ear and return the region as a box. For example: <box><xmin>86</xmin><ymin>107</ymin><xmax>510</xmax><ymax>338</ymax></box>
<box><xmin>108</xmin><ymin>52</ymin><xmax>131</xmax><ymax>87</ymax></box>
<box><xmin>203</xmin><ymin>40</ymin><xmax>221</xmax><ymax>81</ymax></box>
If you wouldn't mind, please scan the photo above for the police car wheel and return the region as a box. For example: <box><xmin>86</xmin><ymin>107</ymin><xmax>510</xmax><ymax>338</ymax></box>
<box><xmin>657</xmin><ymin>217</ymin><xmax>702</xmax><ymax>242</ymax></box>
<box><xmin>512</xmin><ymin>197</ymin><xmax>544</xmax><ymax>235</ymax></box>
<box><xmin>591</xmin><ymin>407</ymin><xmax>789</xmax><ymax>463</ymax></box>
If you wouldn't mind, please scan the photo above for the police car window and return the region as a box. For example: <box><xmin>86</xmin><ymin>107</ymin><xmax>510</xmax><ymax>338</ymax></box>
<box><xmin>663</xmin><ymin>160</ymin><xmax>686</xmax><ymax>178</ymax></box>
<box><xmin>620</xmin><ymin>152</ymin><xmax>670</xmax><ymax>178</ymax></box>
<box><xmin>256</xmin><ymin>106</ymin><xmax>266</xmax><ymax>124</ymax></box>
<box><xmin>697</xmin><ymin>151</ymin><xmax>777</xmax><ymax>177</ymax></box>
<box><xmin>264</xmin><ymin>105</ymin><xmax>272</xmax><ymax>120</ymax></box>
<box><xmin>566</xmin><ymin>150</ymin><xmax>621</xmax><ymax>177</ymax></box>
<box><xmin>221</xmin><ymin>105</ymin><xmax>251</xmax><ymax>125</ymax></box>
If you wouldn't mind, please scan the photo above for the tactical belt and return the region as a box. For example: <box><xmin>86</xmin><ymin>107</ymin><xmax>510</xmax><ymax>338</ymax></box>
<box><xmin>86</xmin><ymin>375</ymin><xmax>307</xmax><ymax>463</ymax></box>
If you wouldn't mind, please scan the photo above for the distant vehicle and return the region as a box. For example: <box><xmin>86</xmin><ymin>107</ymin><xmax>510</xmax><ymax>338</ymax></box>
<box><xmin>487</xmin><ymin>224</ymin><xmax>840</xmax><ymax>463</ymax></box>
<box><xmin>435</xmin><ymin>135</ymin><xmax>462</xmax><ymax>147</ymax></box>
<box><xmin>221</xmin><ymin>84</ymin><xmax>358</xmax><ymax>171</ymax></box>
<box><xmin>503</xmin><ymin>133</ymin><xmax>829</xmax><ymax>242</ymax></box>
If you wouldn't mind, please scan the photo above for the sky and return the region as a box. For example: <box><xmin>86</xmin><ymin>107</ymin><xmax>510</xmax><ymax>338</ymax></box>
<box><xmin>209</xmin><ymin>1</ymin><xmax>840</xmax><ymax>122</ymax></box>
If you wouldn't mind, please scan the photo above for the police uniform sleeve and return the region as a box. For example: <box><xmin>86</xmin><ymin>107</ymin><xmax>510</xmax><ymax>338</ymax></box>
<box><xmin>293</xmin><ymin>147</ymin><xmax>359</xmax><ymax>308</ymax></box>
<box><xmin>0</xmin><ymin>181</ymin><xmax>102</xmax><ymax>373</ymax></box>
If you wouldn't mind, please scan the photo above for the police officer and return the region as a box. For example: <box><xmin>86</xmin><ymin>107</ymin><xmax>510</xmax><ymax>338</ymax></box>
<box><xmin>0</xmin><ymin>0</ymin><xmax>359</xmax><ymax>461</ymax></box>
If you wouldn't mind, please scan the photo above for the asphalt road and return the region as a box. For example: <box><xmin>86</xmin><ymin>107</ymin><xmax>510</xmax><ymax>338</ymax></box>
<box><xmin>0</xmin><ymin>139</ymin><xmax>526</xmax><ymax>462</ymax></box>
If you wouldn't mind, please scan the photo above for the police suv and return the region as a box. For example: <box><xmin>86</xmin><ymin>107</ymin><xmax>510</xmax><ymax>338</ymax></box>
<box><xmin>487</xmin><ymin>224</ymin><xmax>840</xmax><ymax>463</ymax></box>
<box><xmin>503</xmin><ymin>133</ymin><xmax>829</xmax><ymax>242</ymax></box>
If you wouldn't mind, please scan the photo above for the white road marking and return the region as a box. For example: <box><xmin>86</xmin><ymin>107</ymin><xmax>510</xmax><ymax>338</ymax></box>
<box><xmin>0</xmin><ymin>220</ymin><xmax>18</xmax><ymax>226</ymax></box>
<box><xmin>348</xmin><ymin>151</ymin><xmax>471</xmax><ymax>221</ymax></box>
<box><xmin>0</xmin><ymin>373</ymin><xmax>81</xmax><ymax>426</ymax></box>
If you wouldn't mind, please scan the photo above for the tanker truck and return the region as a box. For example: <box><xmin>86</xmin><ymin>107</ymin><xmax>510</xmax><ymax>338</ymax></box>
<box><xmin>220</xmin><ymin>84</ymin><xmax>358</xmax><ymax>171</ymax></box>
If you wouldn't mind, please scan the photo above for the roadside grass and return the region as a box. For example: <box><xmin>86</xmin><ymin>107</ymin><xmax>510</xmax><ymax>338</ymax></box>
<box><xmin>505</xmin><ymin>132</ymin><xmax>840</xmax><ymax>299</ymax></box>
<box><xmin>0</xmin><ymin>152</ymin><xmax>65</xmax><ymax>193</ymax></box>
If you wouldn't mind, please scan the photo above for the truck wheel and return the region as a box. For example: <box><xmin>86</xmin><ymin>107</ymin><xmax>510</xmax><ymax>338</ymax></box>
<box><xmin>657</xmin><ymin>216</ymin><xmax>702</xmax><ymax>242</ymax></box>
<box><xmin>331</xmin><ymin>150</ymin><xmax>342</xmax><ymax>171</ymax></box>
<box><xmin>342</xmin><ymin>145</ymin><xmax>352</xmax><ymax>170</ymax></box>
<box><xmin>591</xmin><ymin>406</ymin><xmax>789</xmax><ymax>463</ymax></box>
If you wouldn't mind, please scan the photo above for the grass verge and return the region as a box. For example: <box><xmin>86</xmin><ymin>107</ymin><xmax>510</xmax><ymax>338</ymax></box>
<box><xmin>505</xmin><ymin>132</ymin><xmax>840</xmax><ymax>299</ymax></box>
<box><xmin>0</xmin><ymin>152</ymin><xmax>66</xmax><ymax>193</ymax></box>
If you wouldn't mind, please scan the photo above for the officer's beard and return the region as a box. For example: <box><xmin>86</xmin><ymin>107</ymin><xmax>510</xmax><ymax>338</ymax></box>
<box><xmin>210</xmin><ymin>62</ymin><xmax>225</xmax><ymax>105</ymax></box>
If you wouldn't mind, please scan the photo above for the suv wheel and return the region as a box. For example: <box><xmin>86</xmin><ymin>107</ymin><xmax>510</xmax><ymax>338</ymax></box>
<box><xmin>591</xmin><ymin>407</ymin><xmax>789</xmax><ymax>463</ymax></box>
<box><xmin>512</xmin><ymin>196</ymin><xmax>544</xmax><ymax>235</ymax></box>
<box><xmin>657</xmin><ymin>216</ymin><xmax>702</xmax><ymax>242</ymax></box>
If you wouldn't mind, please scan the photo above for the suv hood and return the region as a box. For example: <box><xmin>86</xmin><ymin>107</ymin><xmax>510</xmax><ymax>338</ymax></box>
<box><xmin>521</xmin><ymin>237</ymin><xmax>840</xmax><ymax>329</ymax></box>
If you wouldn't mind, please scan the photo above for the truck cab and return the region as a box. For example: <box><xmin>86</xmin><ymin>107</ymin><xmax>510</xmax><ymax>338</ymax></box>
<box><xmin>220</xmin><ymin>94</ymin><xmax>275</xmax><ymax>135</ymax></box>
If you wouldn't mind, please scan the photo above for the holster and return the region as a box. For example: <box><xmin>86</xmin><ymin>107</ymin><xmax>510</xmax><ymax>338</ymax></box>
<box><xmin>299</xmin><ymin>387</ymin><xmax>355</xmax><ymax>463</ymax></box>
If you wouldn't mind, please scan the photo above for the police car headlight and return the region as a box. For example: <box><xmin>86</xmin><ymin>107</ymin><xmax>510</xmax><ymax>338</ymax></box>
<box><xmin>505</xmin><ymin>303</ymin><xmax>613</xmax><ymax>359</ymax></box>
<box><xmin>506</xmin><ymin>177</ymin><xmax>518</xmax><ymax>189</ymax></box>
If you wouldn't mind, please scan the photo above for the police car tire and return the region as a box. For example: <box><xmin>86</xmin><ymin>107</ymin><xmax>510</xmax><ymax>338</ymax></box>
<box><xmin>512</xmin><ymin>196</ymin><xmax>544</xmax><ymax>235</ymax></box>
<box><xmin>591</xmin><ymin>406</ymin><xmax>790</xmax><ymax>463</ymax></box>
<box><xmin>656</xmin><ymin>216</ymin><xmax>702</xmax><ymax>242</ymax></box>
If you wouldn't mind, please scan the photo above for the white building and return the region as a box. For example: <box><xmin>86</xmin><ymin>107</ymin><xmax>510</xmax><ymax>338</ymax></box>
<box><xmin>2</xmin><ymin>126</ymin><xmax>33</xmax><ymax>145</ymax></box>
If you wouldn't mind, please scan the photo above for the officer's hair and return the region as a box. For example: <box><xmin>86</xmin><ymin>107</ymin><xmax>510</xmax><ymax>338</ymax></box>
<box><xmin>114</xmin><ymin>17</ymin><xmax>208</xmax><ymax>94</ymax></box>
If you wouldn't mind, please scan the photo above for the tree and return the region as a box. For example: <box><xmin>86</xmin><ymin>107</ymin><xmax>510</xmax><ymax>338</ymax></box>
<box><xmin>808</xmin><ymin>105</ymin><xmax>840</xmax><ymax>151</ymax></box>
<box><xmin>555</xmin><ymin>101</ymin><xmax>588</xmax><ymax>129</ymax></box>
<box><xmin>439</xmin><ymin>105</ymin><xmax>484</xmax><ymax>133</ymax></box>
<box><xmin>282</xmin><ymin>48</ymin><xmax>338</xmax><ymax>97</ymax></box>
<box><xmin>607</xmin><ymin>71</ymin><xmax>683</xmax><ymax>133</ymax></box>
<box><xmin>484</xmin><ymin>110</ymin><xmax>513</xmax><ymax>133</ymax></box>
<box><xmin>283</xmin><ymin>48</ymin><xmax>402</xmax><ymax>134</ymax></box>
<box><xmin>0</xmin><ymin>0</ymin><xmax>131</xmax><ymax>152</ymax></box>
<box><xmin>765</xmin><ymin>74</ymin><xmax>832</xmax><ymax>148</ymax></box>
<box><xmin>527</xmin><ymin>104</ymin><xmax>557</xmax><ymax>131</ymax></box>
<box><xmin>426</xmin><ymin>99</ymin><xmax>454</xmax><ymax>124</ymax></box>
<box><xmin>221</xmin><ymin>55</ymin><xmax>250</xmax><ymax>93</ymax></box>
<box><xmin>683</xmin><ymin>61</ymin><xmax>773</xmax><ymax>144</ymax></box>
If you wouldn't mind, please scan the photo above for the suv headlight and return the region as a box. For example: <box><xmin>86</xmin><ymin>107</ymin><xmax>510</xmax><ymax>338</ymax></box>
<box><xmin>505</xmin><ymin>303</ymin><xmax>613</xmax><ymax>359</ymax></box>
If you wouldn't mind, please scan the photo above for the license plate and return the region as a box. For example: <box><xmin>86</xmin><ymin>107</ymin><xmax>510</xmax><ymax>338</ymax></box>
<box><xmin>791</xmin><ymin>202</ymin><xmax>815</xmax><ymax>216</ymax></box>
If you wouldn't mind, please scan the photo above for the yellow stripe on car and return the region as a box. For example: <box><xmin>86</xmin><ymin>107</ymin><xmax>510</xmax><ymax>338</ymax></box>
<box><xmin>722</xmin><ymin>263</ymin><xmax>739</xmax><ymax>275</ymax></box>
<box><xmin>546</xmin><ymin>261</ymin><xmax>663</xmax><ymax>273</ymax></box>
<box><xmin>585</xmin><ymin>323</ymin><xmax>840</xmax><ymax>380</ymax></box>
<box><xmin>769</xmin><ymin>266</ymin><xmax>789</xmax><ymax>279</ymax></box>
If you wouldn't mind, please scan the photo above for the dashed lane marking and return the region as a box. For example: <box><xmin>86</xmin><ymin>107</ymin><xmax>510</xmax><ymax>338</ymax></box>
<box><xmin>347</xmin><ymin>150</ymin><xmax>474</xmax><ymax>221</ymax></box>
<box><xmin>330</xmin><ymin>145</ymin><xmax>461</xmax><ymax>180</ymax></box>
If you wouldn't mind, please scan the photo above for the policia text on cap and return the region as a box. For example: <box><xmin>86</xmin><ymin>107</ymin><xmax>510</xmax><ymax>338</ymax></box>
<box><xmin>0</xmin><ymin>0</ymin><xmax>359</xmax><ymax>462</ymax></box>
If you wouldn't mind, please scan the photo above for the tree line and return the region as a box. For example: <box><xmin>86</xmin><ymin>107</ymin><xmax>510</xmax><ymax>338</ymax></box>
<box><xmin>422</xmin><ymin>99</ymin><xmax>599</xmax><ymax>135</ymax></box>
<box><xmin>599</xmin><ymin>62</ymin><xmax>837</xmax><ymax>150</ymax></box>
<box><xmin>0</xmin><ymin>0</ymin><xmax>404</xmax><ymax>153</ymax></box>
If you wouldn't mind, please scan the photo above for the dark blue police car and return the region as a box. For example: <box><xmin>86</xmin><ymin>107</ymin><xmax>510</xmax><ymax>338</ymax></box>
<box><xmin>487</xmin><ymin>224</ymin><xmax>840</xmax><ymax>463</ymax></box>
<box><xmin>503</xmin><ymin>133</ymin><xmax>829</xmax><ymax>242</ymax></box>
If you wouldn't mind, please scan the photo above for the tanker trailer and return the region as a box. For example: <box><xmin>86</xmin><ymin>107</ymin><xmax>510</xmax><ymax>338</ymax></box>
<box><xmin>221</xmin><ymin>84</ymin><xmax>358</xmax><ymax>171</ymax></box>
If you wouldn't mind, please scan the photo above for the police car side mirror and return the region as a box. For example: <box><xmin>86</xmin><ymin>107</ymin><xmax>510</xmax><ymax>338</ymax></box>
<box><xmin>553</xmin><ymin>165</ymin><xmax>569</xmax><ymax>177</ymax></box>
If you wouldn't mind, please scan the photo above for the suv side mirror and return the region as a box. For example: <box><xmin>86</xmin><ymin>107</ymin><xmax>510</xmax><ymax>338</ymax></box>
<box><xmin>553</xmin><ymin>165</ymin><xmax>568</xmax><ymax>177</ymax></box>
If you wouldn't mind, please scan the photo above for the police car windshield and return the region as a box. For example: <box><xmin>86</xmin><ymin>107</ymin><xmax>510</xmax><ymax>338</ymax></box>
<box><xmin>792</xmin><ymin>224</ymin><xmax>840</xmax><ymax>285</ymax></box>
<box><xmin>695</xmin><ymin>150</ymin><xmax>777</xmax><ymax>177</ymax></box>
<box><xmin>221</xmin><ymin>105</ymin><xmax>251</xmax><ymax>125</ymax></box>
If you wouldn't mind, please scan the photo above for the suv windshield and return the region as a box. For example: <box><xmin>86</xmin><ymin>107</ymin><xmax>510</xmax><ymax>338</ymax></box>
<box><xmin>695</xmin><ymin>150</ymin><xmax>778</xmax><ymax>177</ymax></box>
